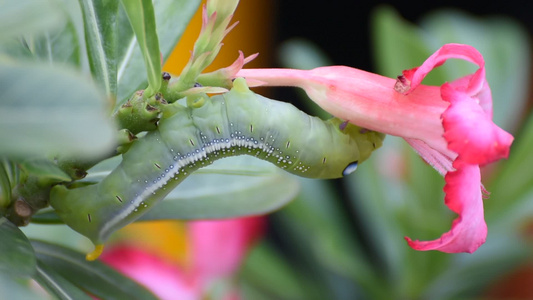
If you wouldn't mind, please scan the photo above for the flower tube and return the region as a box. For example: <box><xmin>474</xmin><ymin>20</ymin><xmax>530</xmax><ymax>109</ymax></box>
<box><xmin>236</xmin><ymin>44</ymin><xmax>513</xmax><ymax>253</ymax></box>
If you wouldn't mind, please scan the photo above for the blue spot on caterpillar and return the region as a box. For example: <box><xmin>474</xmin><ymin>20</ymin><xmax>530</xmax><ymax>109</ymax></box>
<box><xmin>342</xmin><ymin>162</ymin><xmax>358</xmax><ymax>176</ymax></box>
<box><xmin>50</xmin><ymin>78</ymin><xmax>384</xmax><ymax>259</ymax></box>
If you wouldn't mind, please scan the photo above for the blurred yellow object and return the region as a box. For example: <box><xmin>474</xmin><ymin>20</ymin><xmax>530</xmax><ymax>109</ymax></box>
<box><xmin>118</xmin><ymin>221</ymin><xmax>190</xmax><ymax>266</ymax></box>
<box><xmin>163</xmin><ymin>0</ymin><xmax>273</xmax><ymax>74</ymax></box>
<box><xmin>117</xmin><ymin>0</ymin><xmax>273</xmax><ymax>267</ymax></box>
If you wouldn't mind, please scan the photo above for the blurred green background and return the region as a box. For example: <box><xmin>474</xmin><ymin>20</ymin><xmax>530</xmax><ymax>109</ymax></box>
<box><xmin>3</xmin><ymin>0</ymin><xmax>533</xmax><ymax>299</ymax></box>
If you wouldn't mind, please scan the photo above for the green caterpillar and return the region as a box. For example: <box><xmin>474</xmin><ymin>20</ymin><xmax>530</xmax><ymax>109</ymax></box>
<box><xmin>50</xmin><ymin>78</ymin><xmax>384</xmax><ymax>260</ymax></box>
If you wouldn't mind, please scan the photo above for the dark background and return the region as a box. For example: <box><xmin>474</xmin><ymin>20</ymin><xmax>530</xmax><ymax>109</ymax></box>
<box><xmin>275</xmin><ymin>1</ymin><xmax>533</xmax><ymax>71</ymax></box>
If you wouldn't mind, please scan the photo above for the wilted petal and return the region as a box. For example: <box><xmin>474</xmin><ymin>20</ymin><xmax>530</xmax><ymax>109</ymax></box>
<box><xmin>197</xmin><ymin>51</ymin><xmax>261</xmax><ymax>88</ymax></box>
<box><xmin>222</xmin><ymin>51</ymin><xmax>259</xmax><ymax>80</ymax></box>
<box><xmin>405</xmin><ymin>163</ymin><xmax>487</xmax><ymax>253</ymax></box>
<box><xmin>404</xmin><ymin>138</ymin><xmax>454</xmax><ymax>176</ymax></box>
<box><xmin>399</xmin><ymin>44</ymin><xmax>485</xmax><ymax>94</ymax></box>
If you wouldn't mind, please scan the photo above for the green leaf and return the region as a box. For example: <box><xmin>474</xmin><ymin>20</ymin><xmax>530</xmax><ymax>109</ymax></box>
<box><xmin>0</xmin><ymin>61</ymin><xmax>116</xmax><ymax>159</ymax></box>
<box><xmin>34</xmin><ymin>260</ymin><xmax>92</xmax><ymax>300</ymax></box>
<box><xmin>31</xmin><ymin>240</ymin><xmax>158</xmax><ymax>300</ymax></box>
<box><xmin>23</xmin><ymin>4</ymin><xmax>81</xmax><ymax>68</ymax></box>
<box><xmin>140</xmin><ymin>156</ymin><xmax>301</xmax><ymax>220</ymax></box>
<box><xmin>116</xmin><ymin>0</ymin><xmax>200</xmax><ymax>105</ymax></box>
<box><xmin>22</xmin><ymin>223</ymin><xmax>93</xmax><ymax>254</ymax></box>
<box><xmin>0</xmin><ymin>217</ymin><xmax>36</xmax><ymax>277</ymax></box>
<box><xmin>19</xmin><ymin>158</ymin><xmax>71</xmax><ymax>183</ymax></box>
<box><xmin>78</xmin><ymin>0</ymin><xmax>119</xmax><ymax>98</ymax></box>
<box><xmin>0</xmin><ymin>0</ymin><xmax>63</xmax><ymax>41</ymax></box>
<box><xmin>119</xmin><ymin>0</ymin><xmax>161</xmax><ymax>97</ymax></box>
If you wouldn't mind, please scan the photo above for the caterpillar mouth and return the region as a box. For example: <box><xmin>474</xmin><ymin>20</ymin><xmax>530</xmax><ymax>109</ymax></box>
<box><xmin>342</xmin><ymin>161</ymin><xmax>358</xmax><ymax>176</ymax></box>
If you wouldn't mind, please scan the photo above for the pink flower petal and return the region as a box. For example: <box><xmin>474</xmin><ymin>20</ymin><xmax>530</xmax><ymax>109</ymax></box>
<box><xmin>405</xmin><ymin>163</ymin><xmax>487</xmax><ymax>253</ymax></box>
<box><xmin>100</xmin><ymin>245</ymin><xmax>199</xmax><ymax>300</ymax></box>
<box><xmin>190</xmin><ymin>217</ymin><xmax>265</xmax><ymax>281</ymax></box>
<box><xmin>441</xmin><ymin>83</ymin><xmax>513</xmax><ymax>165</ymax></box>
<box><xmin>448</xmin><ymin>73</ymin><xmax>493</xmax><ymax>117</ymax></box>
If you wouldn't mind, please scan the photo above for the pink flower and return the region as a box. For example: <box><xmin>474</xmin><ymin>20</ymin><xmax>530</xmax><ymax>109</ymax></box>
<box><xmin>236</xmin><ymin>44</ymin><xmax>513</xmax><ymax>253</ymax></box>
<box><xmin>100</xmin><ymin>217</ymin><xmax>265</xmax><ymax>299</ymax></box>
<box><xmin>100</xmin><ymin>245</ymin><xmax>200</xmax><ymax>299</ymax></box>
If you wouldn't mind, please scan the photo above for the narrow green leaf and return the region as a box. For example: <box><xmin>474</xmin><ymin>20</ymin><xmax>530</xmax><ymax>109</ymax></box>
<box><xmin>119</xmin><ymin>0</ymin><xmax>161</xmax><ymax>97</ymax></box>
<box><xmin>19</xmin><ymin>158</ymin><xmax>71</xmax><ymax>183</ymax></box>
<box><xmin>0</xmin><ymin>61</ymin><xmax>116</xmax><ymax>159</ymax></box>
<box><xmin>0</xmin><ymin>162</ymin><xmax>11</xmax><ymax>209</ymax></box>
<box><xmin>34</xmin><ymin>260</ymin><xmax>92</xmax><ymax>300</ymax></box>
<box><xmin>2</xmin><ymin>158</ymin><xmax>18</xmax><ymax>188</ymax></box>
<box><xmin>78</xmin><ymin>0</ymin><xmax>119</xmax><ymax>98</ymax></box>
<box><xmin>31</xmin><ymin>240</ymin><xmax>158</xmax><ymax>300</ymax></box>
<box><xmin>0</xmin><ymin>217</ymin><xmax>36</xmax><ymax>277</ymax></box>
<box><xmin>140</xmin><ymin>156</ymin><xmax>301</xmax><ymax>220</ymax></box>
<box><xmin>21</xmin><ymin>223</ymin><xmax>93</xmax><ymax>254</ymax></box>
<box><xmin>0</xmin><ymin>38</ymin><xmax>34</xmax><ymax>61</ymax></box>
<box><xmin>116</xmin><ymin>0</ymin><xmax>200</xmax><ymax>105</ymax></box>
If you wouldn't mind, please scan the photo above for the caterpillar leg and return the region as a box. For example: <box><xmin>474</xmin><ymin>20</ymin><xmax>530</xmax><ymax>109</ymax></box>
<box><xmin>86</xmin><ymin>244</ymin><xmax>105</xmax><ymax>261</ymax></box>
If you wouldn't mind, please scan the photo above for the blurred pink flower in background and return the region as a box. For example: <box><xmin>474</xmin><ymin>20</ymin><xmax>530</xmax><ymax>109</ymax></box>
<box><xmin>100</xmin><ymin>216</ymin><xmax>265</xmax><ymax>300</ymax></box>
<box><xmin>237</xmin><ymin>43</ymin><xmax>513</xmax><ymax>253</ymax></box>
